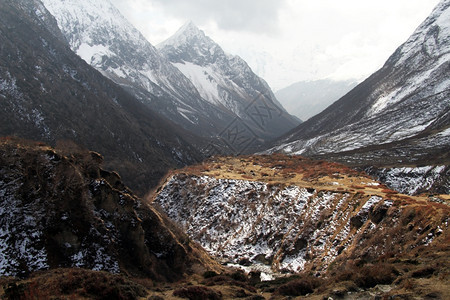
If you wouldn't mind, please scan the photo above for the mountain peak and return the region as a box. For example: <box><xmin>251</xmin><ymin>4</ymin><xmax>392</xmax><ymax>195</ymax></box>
<box><xmin>158</xmin><ymin>21</ymin><xmax>208</xmax><ymax>49</ymax></box>
<box><xmin>180</xmin><ymin>20</ymin><xmax>199</xmax><ymax>32</ymax></box>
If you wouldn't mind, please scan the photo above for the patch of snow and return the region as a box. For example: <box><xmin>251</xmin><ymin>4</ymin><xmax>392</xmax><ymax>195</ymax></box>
<box><xmin>173</xmin><ymin>61</ymin><xmax>222</xmax><ymax>106</ymax></box>
<box><xmin>438</xmin><ymin>127</ymin><xmax>450</xmax><ymax>136</ymax></box>
<box><xmin>226</xmin><ymin>262</ymin><xmax>277</xmax><ymax>281</ymax></box>
<box><xmin>364</xmin><ymin>182</ymin><xmax>380</xmax><ymax>186</ymax></box>
<box><xmin>77</xmin><ymin>43</ymin><xmax>114</xmax><ymax>65</ymax></box>
<box><xmin>361</xmin><ymin>196</ymin><xmax>382</xmax><ymax>211</ymax></box>
<box><xmin>177</xmin><ymin>107</ymin><xmax>196</xmax><ymax>124</ymax></box>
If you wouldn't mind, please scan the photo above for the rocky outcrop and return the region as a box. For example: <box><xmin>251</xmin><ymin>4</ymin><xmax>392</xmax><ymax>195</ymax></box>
<box><xmin>0</xmin><ymin>138</ymin><xmax>218</xmax><ymax>280</ymax></box>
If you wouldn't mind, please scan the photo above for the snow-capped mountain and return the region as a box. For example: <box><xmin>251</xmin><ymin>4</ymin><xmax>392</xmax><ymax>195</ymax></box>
<box><xmin>40</xmin><ymin>0</ymin><xmax>299</xmax><ymax>147</ymax></box>
<box><xmin>268</xmin><ymin>0</ymin><xmax>450</xmax><ymax>165</ymax></box>
<box><xmin>158</xmin><ymin>22</ymin><xmax>300</xmax><ymax>141</ymax></box>
<box><xmin>40</xmin><ymin>0</ymin><xmax>234</xmax><ymax>137</ymax></box>
<box><xmin>275</xmin><ymin>79</ymin><xmax>358</xmax><ymax>121</ymax></box>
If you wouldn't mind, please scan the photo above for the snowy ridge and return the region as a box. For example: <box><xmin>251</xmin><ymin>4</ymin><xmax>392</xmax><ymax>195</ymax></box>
<box><xmin>268</xmin><ymin>0</ymin><xmax>450</xmax><ymax>160</ymax></box>
<box><xmin>41</xmin><ymin>0</ymin><xmax>195</xmax><ymax>97</ymax></box>
<box><xmin>394</xmin><ymin>0</ymin><xmax>450</xmax><ymax>67</ymax></box>
<box><xmin>158</xmin><ymin>21</ymin><xmax>206</xmax><ymax>51</ymax></box>
<box><xmin>366</xmin><ymin>165</ymin><xmax>450</xmax><ymax>196</ymax></box>
<box><xmin>158</xmin><ymin>21</ymin><xmax>268</xmax><ymax>110</ymax></box>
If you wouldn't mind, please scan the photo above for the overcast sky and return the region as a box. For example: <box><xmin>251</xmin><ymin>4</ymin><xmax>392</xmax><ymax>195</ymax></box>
<box><xmin>110</xmin><ymin>0</ymin><xmax>439</xmax><ymax>91</ymax></box>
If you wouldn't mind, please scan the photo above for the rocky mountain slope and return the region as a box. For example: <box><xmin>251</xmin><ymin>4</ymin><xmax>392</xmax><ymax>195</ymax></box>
<box><xmin>0</xmin><ymin>138</ymin><xmax>218</xmax><ymax>280</ymax></box>
<box><xmin>275</xmin><ymin>79</ymin><xmax>358</xmax><ymax>121</ymax></box>
<box><xmin>40</xmin><ymin>0</ymin><xmax>236</xmax><ymax>138</ymax></box>
<box><xmin>0</xmin><ymin>0</ymin><xmax>201</xmax><ymax>195</ymax></box>
<box><xmin>268</xmin><ymin>0</ymin><xmax>450</xmax><ymax>167</ymax></box>
<box><xmin>154</xmin><ymin>155</ymin><xmax>449</xmax><ymax>272</ymax></box>
<box><xmin>158</xmin><ymin>22</ymin><xmax>300</xmax><ymax>143</ymax></box>
<box><xmin>152</xmin><ymin>154</ymin><xmax>449</xmax><ymax>298</ymax></box>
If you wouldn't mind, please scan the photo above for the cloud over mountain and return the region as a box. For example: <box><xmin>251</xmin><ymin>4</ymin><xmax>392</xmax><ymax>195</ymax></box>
<box><xmin>149</xmin><ymin>0</ymin><xmax>287</xmax><ymax>34</ymax></box>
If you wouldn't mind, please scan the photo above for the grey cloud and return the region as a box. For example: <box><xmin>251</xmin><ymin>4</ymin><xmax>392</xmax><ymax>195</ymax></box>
<box><xmin>151</xmin><ymin>0</ymin><xmax>287</xmax><ymax>34</ymax></box>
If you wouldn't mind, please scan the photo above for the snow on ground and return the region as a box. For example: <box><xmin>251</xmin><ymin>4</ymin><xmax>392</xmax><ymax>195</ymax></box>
<box><xmin>373</xmin><ymin>165</ymin><xmax>448</xmax><ymax>195</ymax></box>
<box><xmin>155</xmin><ymin>174</ymin><xmax>397</xmax><ymax>274</ymax></box>
<box><xmin>0</xmin><ymin>178</ymin><xmax>49</xmax><ymax>276</ymax></box>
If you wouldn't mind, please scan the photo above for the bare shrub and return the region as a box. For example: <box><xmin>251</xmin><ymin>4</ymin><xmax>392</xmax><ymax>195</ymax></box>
<box><xmin>274</xmin><ymin>275</ymin><xmax>322</xmax><ymax>296</ymax></box>
<box><xmin>335</xmin><ymin>263</ymin><xmax>398</xmax><ymax>289</ymax></box>
<box><xmin>173</xmin><ymin>286</ymin><xmax>222</xmax><ymax>300</ymax></box>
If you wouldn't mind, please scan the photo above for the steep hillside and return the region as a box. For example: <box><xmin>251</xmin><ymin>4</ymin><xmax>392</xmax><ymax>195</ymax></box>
<box><xmin>0</xmin><ymin>0</ymin><xmax>201</xmax><ymax>195</ymax></box>
<box><xmin>268</xmin><ymin>0</ymin><xmax>450</xmax><ymax>166</ymax></box>
<box><xmin>152</xmin><ymin>154</ymin><xmax>449</xmax><ymax>299</ymax></box>
<box><xmin>158</xmin><ymin>22</ymin><xmax>300</xmax><ymax>144</ymax></box>
<box><xmin>0</xmin><ymin>138</ymin><xmax>218</xmax><ymax>280</ymax></box>
<box><xmin>275</xmin><ymin>79</ymin><xmax>358</xmax><ymax>121</ymax></box>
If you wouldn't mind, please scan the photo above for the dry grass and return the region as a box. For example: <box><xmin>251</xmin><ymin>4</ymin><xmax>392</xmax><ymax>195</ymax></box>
<box><xmin>173</xmin><ymin>285</ymin><xmax>222</xmax><ymax>300</ymax></box>
<box><xmin>178</xmin><ymin>155</ymin><xmax>381</xmax><ymax>195</ymax></box>
<box><xmin>0</xmin><ymin>268</ymin><xmax>148</xmax><ymax>300</ymax></box>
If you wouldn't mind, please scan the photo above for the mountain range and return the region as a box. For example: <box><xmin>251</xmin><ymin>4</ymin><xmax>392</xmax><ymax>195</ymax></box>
<box><xmin>40</xmin><ymin>0</ymin><xmax>299</xmax><ymax>152</ymax></box>
<box><xmin>40</xmin><ymin>0</ymin><xmax>233</xmax><ymax>139</ymax></box>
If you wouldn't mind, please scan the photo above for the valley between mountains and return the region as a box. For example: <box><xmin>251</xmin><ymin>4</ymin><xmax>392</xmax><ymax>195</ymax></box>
<box><xmin>0</xmin><ymin>0</ymin><xmax>449</xmax><ymax>299</ymax></box>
